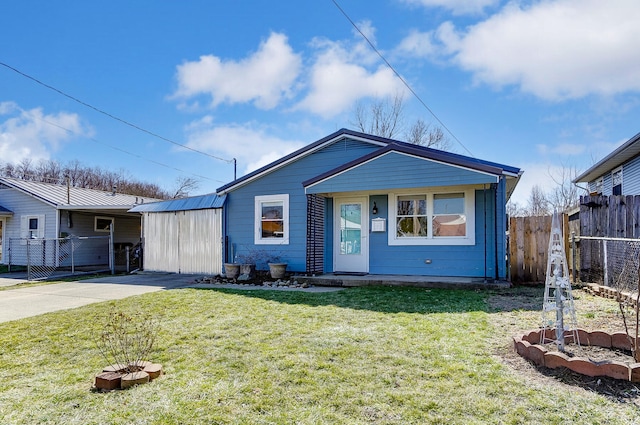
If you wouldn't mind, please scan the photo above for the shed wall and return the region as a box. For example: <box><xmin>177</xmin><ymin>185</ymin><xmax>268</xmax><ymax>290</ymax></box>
<box><xmin>143</xmin><ymin>209</ymin><xmax>222</xmax><ymax>275</ymax></box>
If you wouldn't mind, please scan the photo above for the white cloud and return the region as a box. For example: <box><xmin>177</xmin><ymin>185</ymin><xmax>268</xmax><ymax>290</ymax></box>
<box><xmin>536</xmin><ymin>142</ymin><xmax>586</xmax><ymax>156</ymax></box>
<box><xmin>184</xmin><ymin>118</ymin><xmax>305</xmax><ymax>176</ymax></box>
<box><xmin>173</xmin><ymin>32</ymin><xmax>302</xmax><ymax>110</ymax></box>
<box><xmin>294</xmin><ymin>36</ymin><xmax>406</xmax><ymax>118</ymax></box>
<box><xmin>432</xmin><ymin>0</ymin><xmax>640</xmax><ymax>100</ymax></box>
<box><xmin>401</xmin><ymin>0</ymin><xmax>500</xmax><ymax>15</ymax></box>
<box><xmin>0</xmin><ymin>102</ymin><xmax>89</xmax><ymax>164</ymax></box>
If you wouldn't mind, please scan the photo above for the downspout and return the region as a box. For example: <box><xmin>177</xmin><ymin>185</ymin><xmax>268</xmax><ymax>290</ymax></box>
<box><xmin>494</xmin><ymin>181</ymin><xmax>499</xmax><ymax>281</ymax></box>
<box><xmin>483</xmin><ymin>185</ymin><xmax>487</xmax><ymax>283</ymax></box>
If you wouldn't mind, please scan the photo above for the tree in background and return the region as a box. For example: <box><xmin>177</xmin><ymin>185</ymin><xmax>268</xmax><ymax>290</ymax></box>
<box><xmin>0</xmin><ymin>158</ymin><xmax>199</xmax><ymax>200</ymax></box>
<box><xmin>351</xmin><ymin>94</ymin><xmax>451</xmax><ymax>150</ymax></box>
<box><xmin>507</xmin><ymin>164</ymin><xmax>586</xmax><ymax>217</ymax></box>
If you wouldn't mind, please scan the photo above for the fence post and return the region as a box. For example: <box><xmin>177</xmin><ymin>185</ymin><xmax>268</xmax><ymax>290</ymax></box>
<box><xmin>109</xmin><ymin>225</ymin><xmax>115</xmax><ymax>275</ymax></box>
<box><xmin>571</xmin><ymin>232</ymin><xmax>577</xmax><ymax>284</ymax></box>
<box><xmin>603</xmin><ymin>240</ymin><xmax>608</xmax><ymax>286</ymax></box>
<box><xmin>71</xmin><ymin>238</ymin><xmax>75</xmax><ymax>274</ymax></box>
<box><xmin>125</xmin><ymin>245</ymin><xmax>130</xmax><ymax>274</ymax></box>
<box><xmin>26</xmin><ymin>239</ymin><xmax>31</xmax><ymax>281</ymax></box>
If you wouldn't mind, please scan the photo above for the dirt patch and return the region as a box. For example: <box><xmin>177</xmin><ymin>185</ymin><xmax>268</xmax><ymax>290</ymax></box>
<box><xmin>488</xmin><ymin>286</ymin><xmax>640</xmax><ymax>405</ymax></box>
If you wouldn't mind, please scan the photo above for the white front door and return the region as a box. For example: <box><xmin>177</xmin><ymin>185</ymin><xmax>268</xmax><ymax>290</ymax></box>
<box><xmin>334</xmin><ymin>197</ymin><xmax>368</xmax><ymax>273</ymax></box>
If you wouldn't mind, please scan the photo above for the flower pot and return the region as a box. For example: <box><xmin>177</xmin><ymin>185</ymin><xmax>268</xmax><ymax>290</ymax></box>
<box><xmin>239</xmin><ymin>263</ymin><xmax>256</xmax><ymax>278</ymax></box>
<box><xmin>224</xmin><ymin>263</ymin><xmax>240</xmax><ymax>279</ymax></box>
<box><xmin>268</xmin><ymin>263</ymin><xmax>287</xmax><ymax>279</ymax></box>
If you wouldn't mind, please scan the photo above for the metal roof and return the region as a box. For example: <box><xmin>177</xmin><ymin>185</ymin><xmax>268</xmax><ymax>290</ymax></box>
<box><xmin>128</xmin><ymin>193</ymin><xmax>226</xmax><ymax>213</ymax></box>
<box><xmin>0</xmin><ymin>205</ymin><xmax>13</xmax><ymax>216</ymax></box>
<box><xmin>574</xmin><ymin>131</ymin><xmax>640</xmax><ymax>183</ymax></box>
<box><xmin>0</xmin><ymin>177</ymin><xmax>163</xmax><ymax>210</ymax></box>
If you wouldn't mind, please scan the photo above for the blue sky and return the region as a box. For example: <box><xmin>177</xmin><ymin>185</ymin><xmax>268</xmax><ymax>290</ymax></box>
<box><xmin>1</xmin><ymin>0</ymin><xmax>639</xmax><ymax>206</ymax></box>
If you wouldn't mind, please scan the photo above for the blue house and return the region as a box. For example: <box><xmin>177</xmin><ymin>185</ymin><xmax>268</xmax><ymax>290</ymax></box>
<box><xmin>217</xmin><ymin>129</ymin><xmax>522</xmax><ymax>281</ymax></box>
<box><xmin>573</xmin><ymin>131</ymin><xmax>640</xmax><ymax>195</ymax></box>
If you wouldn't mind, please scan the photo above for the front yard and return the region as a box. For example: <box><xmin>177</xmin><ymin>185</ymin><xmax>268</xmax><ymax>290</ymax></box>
<box><xmin>0</xmin><ymin>285</ymin><xmax>638</xmax><ymax>424</ymax></box>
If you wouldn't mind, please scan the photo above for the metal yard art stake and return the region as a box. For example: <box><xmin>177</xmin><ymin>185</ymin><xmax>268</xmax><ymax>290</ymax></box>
<box><xmin>541</xmin><ymin>211</ymin><xmax>579</xmax><ymax>351</ymax></box>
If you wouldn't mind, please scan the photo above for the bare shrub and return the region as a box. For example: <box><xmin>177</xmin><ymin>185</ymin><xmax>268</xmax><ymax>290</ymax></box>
<box><xmin>96</xmin><ymin>311</ymin><xmax>157</xmax><ymax>373</ymax></box>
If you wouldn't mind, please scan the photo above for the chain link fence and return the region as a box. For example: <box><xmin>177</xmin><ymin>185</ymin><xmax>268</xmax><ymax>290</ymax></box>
<box><xmin>577</xmin><ymin>236</ymin><xmax>640</xmax><ymax>292</ymax></box>
<box><xmin>8</xmin><ymin>236</ymin><xmax>113</xmax><ymax>280</ymax></box>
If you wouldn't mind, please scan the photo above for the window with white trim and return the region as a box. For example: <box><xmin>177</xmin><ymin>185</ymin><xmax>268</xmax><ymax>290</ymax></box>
<box><xmin>612</xmin><ymin>167</ymin><xmax>622</xmax><ymax>196</ymax></box>
<box><xmin>255</xmin><ymin>194</ymin><xmax>289</xmax><ymax>245</ymax></box>
<box><xmin>20</xmin><ymin>215</ymin><xmax>44</xmax><ymax>239</ymax></box>
<box><xmin>389</xmin><ymin>190</ymin><xmax>475</xmax><ymax>246</ymax></box>
<box><xmin>95</xmin><ymin>216</ymin><xmax>114</xmax><ymax>233</ymax></box>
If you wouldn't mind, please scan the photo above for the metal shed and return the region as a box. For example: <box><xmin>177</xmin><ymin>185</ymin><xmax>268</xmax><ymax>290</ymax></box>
<box><xmin>129</xmin><ymin>194</ymin><xmax>226</xmax><ymax>275</ymax></box>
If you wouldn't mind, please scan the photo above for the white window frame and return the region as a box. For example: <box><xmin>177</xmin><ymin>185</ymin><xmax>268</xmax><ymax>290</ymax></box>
<box><xmin>255</xmin><ymin>194</ymin><xmax>289</xmax><ymax>245</ymax></box>
<box><xmin>612</xmin><ymin>167</ymin><xmax>623</xmax><ymax>195</ymax></box>
<box><xmin>593</xmin><ymin>177</ymin><xmax>604</xmax><ymax>194</ymax></box>
<box><xmin>21</xmin><ymin>214</ymin><xmax>45</xmax><ymax>239</ymax></box>
<box><xmin>95</xmin><ymin>216</ymin><xmax>114</xmax><ymax>233</ymax></box>
<box><xmin>388</xmin><ymin>189</ymin><xmax>475</xmax><ymax>246</ymax></box>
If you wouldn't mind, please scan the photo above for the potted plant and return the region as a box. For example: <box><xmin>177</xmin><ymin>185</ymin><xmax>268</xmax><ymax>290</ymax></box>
<box><xmin>234</xmin><ymin>252</ymin><xmax>256</xmax><ymax>278</ymax></box>
<box><xmin>223</xmin><ymin>263</ymin><xmax>240</xmax><ymax>279</ymax></box>
<box><xmin>268</xmin><ymin>262</ymin><xmax>287</xmax><ymax>279</ymax></box>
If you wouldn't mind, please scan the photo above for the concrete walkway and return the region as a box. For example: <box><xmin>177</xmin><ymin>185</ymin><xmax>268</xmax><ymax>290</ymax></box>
<box><xmin>0</xmin><ymin>273</ymin><xmax>200</xmax><ymax>323</ymax></box>
<box><xmin>0</xmin><ymin>273</ymin><xmax>345</xmax><ymax>324</ymax></box>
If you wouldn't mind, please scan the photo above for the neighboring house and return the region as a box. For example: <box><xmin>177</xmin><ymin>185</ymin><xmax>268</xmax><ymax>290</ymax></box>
<box><xmin>0</xmin><ymin>176</ymin><xmax>160</xmax><ymax>266</ymax></box>
<box><xmin>573</xmin><ymin>131</ymin><xmax>640</xmax><ymax>195</ymax></box>
<box><xmin>129</xmin><ymin>193</ymin><xmax>225</xmax><ymax>275</ymax></box>
<box><xmin>216</xmin><ymin>129</ymin><xmax>522</xmax><ymax>281</ymax></box>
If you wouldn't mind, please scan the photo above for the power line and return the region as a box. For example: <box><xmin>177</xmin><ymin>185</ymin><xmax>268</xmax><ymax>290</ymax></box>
<box><xmin>18</xmin><ymin>106</ymin><xmax>227</xmax><ymax>184</ymax></box>
<box><xmin>0</xmin><ymin>61</ymin><xmax>235</xmax><ymax>164</ymax></box>
<box><xmin>330</xmin><ymin>0</ymin><xmax>474</xmax><ymax>157</ymax></box>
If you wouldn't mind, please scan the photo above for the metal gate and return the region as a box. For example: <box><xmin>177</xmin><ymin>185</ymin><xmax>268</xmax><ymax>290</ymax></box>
<box><xmin>8</xmin><ymin>236</ymin><xmax>112</xmax><ymax>280</ymax></box>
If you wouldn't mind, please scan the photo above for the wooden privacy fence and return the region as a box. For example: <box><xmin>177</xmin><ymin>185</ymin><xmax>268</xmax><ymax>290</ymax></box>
<box><xmin>509</xmin><ymin>214</ymin><xmax>569</xmax><ymax>284</ymax></box>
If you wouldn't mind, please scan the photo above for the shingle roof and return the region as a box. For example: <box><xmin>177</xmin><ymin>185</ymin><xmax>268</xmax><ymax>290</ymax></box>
<box><xmin>0</xmin><ymin>177</ymin><xmax>163</xmax><ymax>210</ymax></box>
<box><xmin>129</xmin><ymin>193</ymin><xmax>226</xmax><ymax>212</ymax></box>
<box><xmin>217</xmin><ymin>128</ymin><xmax>522</xmax><ymax>194</ymax></box>
<box><xmin>0</xmin><ymin>205</ymin><xmax>13</xmax><ymax>216</ymax></box>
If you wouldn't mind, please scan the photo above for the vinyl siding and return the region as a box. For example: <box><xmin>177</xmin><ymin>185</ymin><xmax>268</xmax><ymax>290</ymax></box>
<box><xmin>224</xmin><ymin>137</ymin><xmax>509</xmax><ymax>279</ymax></box>
<box><xmin>306</xmin><ymin>152</ymin><xmax>498</xmax><ymax>194</ymax></box>
<box><xmin>225</xmin><ymin>138</ymin><xmax>379</xmax><ymax>272</ymax></box>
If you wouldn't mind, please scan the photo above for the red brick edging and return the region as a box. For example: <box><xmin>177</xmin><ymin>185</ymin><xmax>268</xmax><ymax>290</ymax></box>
<box><xmin>513</xmin><ymin>329</ymin><xmax>640</xmax><ymax>382</ymax></box>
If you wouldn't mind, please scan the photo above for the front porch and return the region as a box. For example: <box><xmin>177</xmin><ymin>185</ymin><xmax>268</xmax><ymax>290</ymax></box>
<box><xmin>295</xmin><ymin>273</ymin><xmax>510</xmax><ymax>290</ymax></box>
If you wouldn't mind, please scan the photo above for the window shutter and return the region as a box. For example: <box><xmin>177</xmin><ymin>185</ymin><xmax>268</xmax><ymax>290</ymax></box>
<box><xmin>38</xmin><ymin>215</ymin><xmax>45</xmax><ymax>238</ymax></box>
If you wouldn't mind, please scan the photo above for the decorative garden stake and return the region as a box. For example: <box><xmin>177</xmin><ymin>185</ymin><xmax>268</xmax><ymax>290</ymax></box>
<box><xmin>541</xmin><ymin>211</ymin><xmax>579</xmax><ymax>351</ymax></box>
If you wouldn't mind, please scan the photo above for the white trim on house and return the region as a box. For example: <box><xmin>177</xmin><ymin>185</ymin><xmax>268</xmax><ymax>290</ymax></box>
<box><xmin>387</xmin><ymin>188</ymin><xmax>476</xmax><ymax>246</ymax></box>
<box><xmin>254</xmin><ymin>194</ymin><xmax>290</xmax><ymax>245</ymax></box>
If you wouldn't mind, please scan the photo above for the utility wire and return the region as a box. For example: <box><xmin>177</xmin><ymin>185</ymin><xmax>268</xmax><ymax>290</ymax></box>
<box><xmin>330</xmin><ymin>0</ymin><xmax>474</xmax><ymax>157</ymax></box>
<box><xmin>0</xmin><ymin>61</ymin><xmax>235</xmax><ymax>164</ymax></box>
<box><xmin>19</xmin><ymin>107</ymin><xmax>226</xmax><ymax>184</ymax></box>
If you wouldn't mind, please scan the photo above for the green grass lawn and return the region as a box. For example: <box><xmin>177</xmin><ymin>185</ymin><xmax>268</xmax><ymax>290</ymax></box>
<box><xmin>0</xmin><ymin>286</ymin><xmax>638</xmax><ymax>424</ymax></box>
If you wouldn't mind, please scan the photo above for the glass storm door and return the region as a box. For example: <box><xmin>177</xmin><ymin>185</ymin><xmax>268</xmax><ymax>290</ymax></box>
<box><xmin>334</xmin><ymin>197</ymin><xmax>368</xmax><ymax>273</ymax></box>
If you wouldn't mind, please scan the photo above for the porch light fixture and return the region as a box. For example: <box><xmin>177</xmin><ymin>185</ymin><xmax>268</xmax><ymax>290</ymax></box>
<box><xmin>372</xmin><ymin>202</ymin><xmax>378</xmax><ymax>215</ymax></box>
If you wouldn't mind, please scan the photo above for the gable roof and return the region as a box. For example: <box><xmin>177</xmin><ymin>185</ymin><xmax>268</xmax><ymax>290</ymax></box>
<box><xmin>129</xmin><ymin>193</ymin><xmax>226</xmax><ymax>213</ymax></box>
<box><xmin>574</xmin><ymin>131</ymin><xmax>640</xmax><ymax>183</ymax></box>
<box><xmin>0</xmin><ymin>205</ymin><xmax>13</xmax><ymax>217</ymax></box>
<box><xmin>0</xmin><ymin>177</ymin><xmax>163</xmax><ymax>210</ymax></box>
<box><xmin>303</xmin><ymin>141</ymin><xmax>522</xmax><ymax>198</ymax></box>
<box><xmin>216</xmin><ymin>128</ymin><xmax>522</xmax><ymax>197</ymax></box>
<box><xmin>216</xmin><ymin>128</ymin><xmax>389</xmax><ymax>194</ymax></box>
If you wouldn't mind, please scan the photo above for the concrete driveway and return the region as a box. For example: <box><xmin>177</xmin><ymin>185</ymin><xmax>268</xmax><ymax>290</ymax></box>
<box><xmin>0</xmin><ymin>272</ymin><xmax>199</xmax><ymax>324</ymax></box>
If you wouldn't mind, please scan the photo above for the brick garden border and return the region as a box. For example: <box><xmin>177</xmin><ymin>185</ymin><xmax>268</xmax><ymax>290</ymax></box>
<box><xmin>513</xmin><ymin>329</ymin><xmax>640</xmax><ymax>382</ymax></box>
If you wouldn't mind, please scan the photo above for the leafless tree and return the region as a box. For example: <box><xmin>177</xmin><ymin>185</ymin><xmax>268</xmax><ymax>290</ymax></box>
<box><xmin>351</xmin><ymin>93</ymin><xmax>451</xmax><ymax>150</ymax></box>
<box><xmin>0</xmin><ymin>159</ymin><xmax>172</xmax><ymax>199</ymax></box>
<box><xmin>506</xmin><ymin>200</ymin><xmax>527</xmax><ymax>217</ymax></box>
<box><xmin>405</xmin><ymin>119</ymin><xmax>451</xmax><ymax>150</ymax></box>
<box><xmin>527</xmin><ymin>185</ymin><xmax>551</xmax><ymax>216</ymax></box>
<box><xmin>547</xmin><ymin>163</ymin><xmax>585</xmax><ymax>213</ymax></box>
<box><xmin>171</xmin><ymin>176</ymin><xmax>200</xmax><ymax>199</ymax></box>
